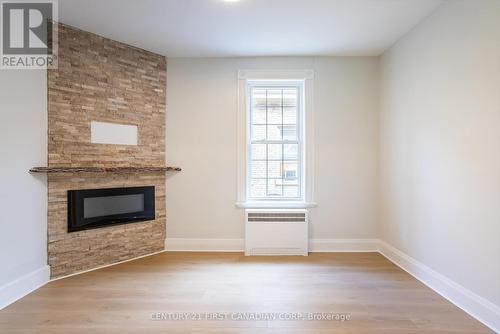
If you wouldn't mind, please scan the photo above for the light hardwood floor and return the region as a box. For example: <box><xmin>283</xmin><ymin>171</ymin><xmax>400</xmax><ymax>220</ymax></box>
<box><xmin>0</xmin><ymin>252</ymin><xmax>493</xmax><ymax>334</ymax></box>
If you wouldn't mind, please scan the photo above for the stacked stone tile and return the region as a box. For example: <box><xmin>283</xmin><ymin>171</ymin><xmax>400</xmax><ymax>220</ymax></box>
<box><xmin>47</xmin><ymin>24</ymin><xmax>167</xmax><ymax>278</ymax></box>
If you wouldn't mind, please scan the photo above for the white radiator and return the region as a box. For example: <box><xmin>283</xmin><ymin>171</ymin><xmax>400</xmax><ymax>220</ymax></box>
<box><xmin>245</xmin><ymin>209</ymin><xmax>308</xmax><ymax>256</ymax></box>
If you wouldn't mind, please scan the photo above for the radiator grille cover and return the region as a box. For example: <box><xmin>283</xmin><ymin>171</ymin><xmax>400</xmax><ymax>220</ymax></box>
<box><xmin>247</xmin><ymin>212</ymin><xmax>306</xmax><ymax>222</ymax></box>
<box><xmin>245</xmin><ymin>209</ymin><xmax>308</xmax><ymax>256</ymax></box>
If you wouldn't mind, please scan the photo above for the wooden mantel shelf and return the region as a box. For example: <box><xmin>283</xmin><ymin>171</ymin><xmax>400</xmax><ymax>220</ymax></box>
<box><xmin>29</xmin><ymin>166</ymin><xmax>182</xmax><ymax>174</ymax></box>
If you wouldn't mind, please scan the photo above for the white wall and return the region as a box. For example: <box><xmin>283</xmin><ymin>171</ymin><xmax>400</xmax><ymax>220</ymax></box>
<box><xmin>380</xmin><ymin>0</ymin><xmax>500</xmax><ymax>309</ymax></box>
<box><xmin>0</xmin><ymin>70</ymin><xmax>48</xmax><ymax>304</ymax></box>
<box><xmin>166</xmin><ymin>57</ymin><xmax>379</xmax><ymax>241</ymax></box>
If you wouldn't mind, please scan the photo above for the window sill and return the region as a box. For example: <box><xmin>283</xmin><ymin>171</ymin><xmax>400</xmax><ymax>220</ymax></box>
<box><xmin>235</xmin><ymin>201</ymin><xmax>317</xmax><ymax>209</ymax></box>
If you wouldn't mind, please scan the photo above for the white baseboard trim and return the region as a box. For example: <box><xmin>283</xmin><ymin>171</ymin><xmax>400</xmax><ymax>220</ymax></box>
<box><xmin>165</xmin><ymin>238</ymin><xmax>379</xmax><ymax>253</ymax></box>
<box><xmin>0</xmin><ymin>265</ymin><xmax>50</xmax><ymax>310</ymax></box>
<box><xmin>165</xmin><ymin>238</ymin><xmax>245</xmax><ymax>252</ymax></box>
<box><xmin>309</xmin><ymin>238</ymin><xmax>379</xmax><ymax>252</ymax></box>
<box><xmin>378</xmin><ymin>241</ymin><xmax>500</xmax><ymax>333</ymax></box>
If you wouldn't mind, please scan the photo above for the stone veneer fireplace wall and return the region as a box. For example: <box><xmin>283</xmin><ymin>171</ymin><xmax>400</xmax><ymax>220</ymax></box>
<box><xmin>47</xmin><ymin>24</ymin><xmax>167</xmax><ymax>278</ymax></box>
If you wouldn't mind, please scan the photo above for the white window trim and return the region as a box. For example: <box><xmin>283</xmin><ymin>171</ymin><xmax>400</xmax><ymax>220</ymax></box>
<box><xmin>236</xmin><ymin>69</ymin><xmax>316</xmax><ymax>209</ymax></box>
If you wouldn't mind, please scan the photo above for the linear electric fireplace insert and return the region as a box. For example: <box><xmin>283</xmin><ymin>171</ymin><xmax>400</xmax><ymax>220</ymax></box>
<box><xmin>68</xmin><ymin>186</ymin><xmax>155</xmax><ymax>232</ymax></box>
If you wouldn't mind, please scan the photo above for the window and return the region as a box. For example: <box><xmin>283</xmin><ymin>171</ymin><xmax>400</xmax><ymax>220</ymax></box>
<box><xmin>237</xmin><ymin>70</ymin><xmax>315</xmax><ymax>208</ymax></box>
<box><xmin>248</xmin><ymin>82</ymin><xmax>303</xmax><ymax>201</ymax></box>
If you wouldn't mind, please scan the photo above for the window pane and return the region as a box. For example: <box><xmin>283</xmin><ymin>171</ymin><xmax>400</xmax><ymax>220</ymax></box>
<box><xmin>283</xmin><ymin>185</ymin><xmax>299</xmax><ymax>198</ymax></box>
<box><xmin>267</xmin><ymin>144</ymin><xmax>282</xmax><ymax>160</ymax></box>
<box><xmin>267</xmin><ymin>89</ymin><xmax>282</xmax><ymax>107</ymax></box>
<box><xmin>284</xmin><ymin>143</ymin><xmax>298</xmax><ymax>160</ymax></box>
<box><xmin>252</xmin><ymin>89</ymin><xmax>266</xmax><ymax>108</ymax></box>
<box><xmin>283</xmin><ymin>107</ymin><xmax>297</xmax><ymax>125</ymax></box>
<box><xmin>250</xmin><ymin>179</ymin><xmax>266</xmax><ymax>198</ymax></box>
<box><xmin>268</xmin><ymin>161</ymin><xmax>281</xmax><ymax>178</ymax></box>
<box><xmin>251</xmin><ymin>143</ymin><xmax>266</xmax><ymax>160</ymax></box>
<box><xmin>252</xmin><ymin>107</ymin><xmax>266</xmax><ymax>124</ymax></box>
<box><xmin>251</xmin><ymin>161</ymin><xmax>266</xmax><ymax>178</ymax></box>
<box><xmin>282</xmin><ymin>125</ymin><xmax>297</xmax><ymax>141</ymax></box>
<box><xmin>267</xmin><ymin>179</ymin><xmax>282</xmax><ymax>196</ymax></box>
<box><xmin>267</xmin><ymin>124</ymin><xmax>282</xmax><ymax>140</ymax></box>
<box><xmin>267</xmin><ymin>107</ymin><xmax>282</xmax><ymax>124</ymax></box>
<box><xmin>283</xmin><ymin>88</ymin><xmax>297</xmax><ymax>107</ymax></box>
<box><xmin>252</xmin><ymin>125</ymin><xmax>266</xmax><ymax>141</ymax></box>
<box><xmin>283</xmin><ymin>161</ymin><xmax>298</xmax><ymax>182</ymax></box>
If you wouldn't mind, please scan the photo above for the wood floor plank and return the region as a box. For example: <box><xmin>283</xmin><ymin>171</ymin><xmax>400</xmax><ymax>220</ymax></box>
<box><xmin>0</xmin><ymin>252</ymin><xmax>493</xmax><ymax>333</ymax></box>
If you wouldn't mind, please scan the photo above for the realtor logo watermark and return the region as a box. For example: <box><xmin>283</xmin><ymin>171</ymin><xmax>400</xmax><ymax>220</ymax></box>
<box><xmin>1</xmin><ymin>0</ymin><xmax>58</xmax><ymax>69</ymax></box>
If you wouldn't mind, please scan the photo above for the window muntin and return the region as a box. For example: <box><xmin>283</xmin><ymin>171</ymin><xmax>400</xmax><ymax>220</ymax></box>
<box><xmin>248</xmin><ymin>82</ymin><xmax>303</xmax><ymax>201</ymax></box>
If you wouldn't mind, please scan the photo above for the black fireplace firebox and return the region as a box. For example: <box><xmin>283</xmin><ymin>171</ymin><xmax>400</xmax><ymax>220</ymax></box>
<box><xmin>68</xmin><ymin>186</ymin><xmax>155</xmax><ymax>232</ymax></box>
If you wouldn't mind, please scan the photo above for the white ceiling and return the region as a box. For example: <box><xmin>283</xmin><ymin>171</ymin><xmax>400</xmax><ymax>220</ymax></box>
<box><xmin>58</xmin><ymin>0</ymin><xmax>443</xmax><ymax>57</ymax></box>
